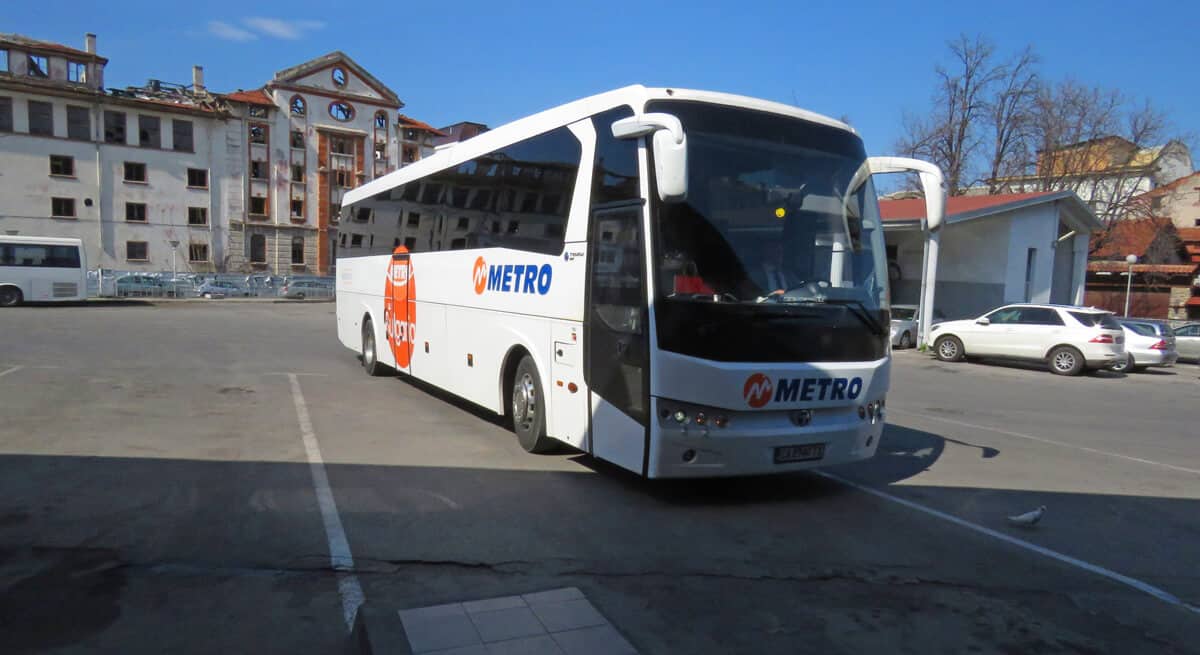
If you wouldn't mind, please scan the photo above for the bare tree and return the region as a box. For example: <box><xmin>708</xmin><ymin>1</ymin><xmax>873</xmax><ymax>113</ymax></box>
<box><xmin>983</xmin><ymin>47</ymin><xmax>1039</xmax><ymax>192</ymax></box>
<box><xmin>1023</xmin><ymin>80</ymin><xmax>1171</xmax><ymax>223</ymax></box>
<box><xmin>897</xmin><ymin>35</ymin><xmax>1002</xmax><ymax>196</ymax></box>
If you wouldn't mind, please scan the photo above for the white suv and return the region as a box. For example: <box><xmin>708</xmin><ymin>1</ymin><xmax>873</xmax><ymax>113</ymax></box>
<box><xmin>929</xmin><ymin>304</ymin><xmax>1125</xmax><ymax>376</ymax></box>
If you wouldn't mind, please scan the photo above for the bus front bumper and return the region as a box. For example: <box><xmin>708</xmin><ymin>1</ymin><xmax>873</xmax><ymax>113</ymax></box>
<box><xmin>646</xmin><ymin>401</ymin><xmax>885</xmax><ymax>479</ymax></box>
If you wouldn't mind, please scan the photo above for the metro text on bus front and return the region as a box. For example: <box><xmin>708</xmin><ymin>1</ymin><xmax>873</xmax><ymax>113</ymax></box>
<box><xmin>335</xmin><ymin>85</ymin><xmax>945</xmax><ymax>478</ymax></box>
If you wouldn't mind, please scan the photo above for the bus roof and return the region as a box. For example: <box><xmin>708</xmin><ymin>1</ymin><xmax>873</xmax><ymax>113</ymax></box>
<box><xmin>343</xmin><ymin>85</ymin><xmax>856</xmax><ymax>208</ymax></box>
<box><xmin>0</xmin><ymin>235</ymin><xmax>84</xmax><ymax>246</ymax></box>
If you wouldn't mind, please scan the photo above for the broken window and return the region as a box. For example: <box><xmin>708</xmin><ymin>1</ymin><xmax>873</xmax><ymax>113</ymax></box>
<box><xmin>187</xmin><ymin>207</ymin><xmax>208</xmax><ymax>225</ymax></box>
<box><xmin>248</xmin><ymin>197</ymin><xmax>268</xmax><ymax>216</ymax></box>
<box><xmin>123</xmin><ymin>162</ymin><xmax>147</xmax><ymax>182</ymax></box>
<box><xmin>188</xmin><ymin>243</ymin><xmax>209</xmax><ymax>262</ymax></box>
<box><xmin>248</xmin><ymin>106</ymin><xmax>267</xmax><ymax>118</ymax></box>
<box><xmin>249</xmin><ymin>234</ymin><xmax>266</xmax><ymax>262</ymax></box>
<box><xmin>104</xmin><ymin>111</ymin><xmax>126</xmax><ymax>144</ymax></box>
<box><xmin>27</xmin><ymin>100</ymin><xmax>52</xmax><ymax>136</ymax></box>
<box><xmin>328</xmin><ymin>102</ymin><xmax>354</xmax><ymax>122</ymax></box>
<box><xmin>350</xmin><ymin>234</ymin><xmax>363</xmax><ymax>248</ymax></box>
<box><xmin>51</xmin><ymin>197</ymin><xmax>76</xmax><ymax>218</ymax></box>
<box><xmin>0</xmin><ymin>50</ymin><xmax>8</xmax><ymax>73</ymax></box>
<box><xmin>67</xmin><ymin>105</ymin><xmax>89</xmax><ymax>140</ymax></box>
<box><xmin>290</xmin><ymin>96</ymin><xmax>306</xmax><ymax>116</ymax></box>
<box><xmin>290</xmin><ymin>130</ymin><xmax>304</xmax><ymax>148</ymax></box>
<box><xmin>249</xmin><ymin>124</ymin><xmax>267</xmax><ymax>144</ymax></box>
<box><xmin>456</xmin><ymin>217</ymin><xmax>470</xmax><ymax>231</ymax></box>
<box><xmin>291</xmin><ymin>164</ymin><xmax>304</xmax><ymax>182</ymax></box>
<box><xmin>407</xmin><ymin>212</ymin><xmax>420</xmax><ymax>227</ymax></box>
<box><xmin>26</xmin><ymin>54</ymin><xmax>48</xmax><ymax>78</ymax></box>
<box><xmin>331</xmin><ymin>67</ymin><xmax>347</xmax><ymax>87</ymax></box>
<box><xmin>49</xmin><ymin>155</ymin><xmax>74</xmax><ymax>176</ymax></box>
<box><xmin>291</xmin><ymin>199</ymin><xmax>304</xmax><ymax>217</ymax></box>
<box><xmin>187</xmin><ymin>168</ymin><xmax>208</xmax><ymax>188</ymax></box>
<box><xmin>291</xmin><ymin>236</ymin><xmax>305</xmax><ymax>263</ymax></box>
<box><xmin>173</xmin><ymin>120</ymin><xmax>194</xmax><ymax>152</ymax></box>
<box><xmin>250</xmin><ymin>160</ymin><xmax>268</xmax><ymax>180</ymax></box>
<box><xmin>138</xmin><ymin>115</ymin><xmax>161</xmax><ymax>148</ymax></box>
<box><xmin>0</xmin><ymin>97</ymin><xmax>12</xmax><ymax>132</ymax></box>
<box><xmin>67</xmin><ymin>61</ymin><xmax>86</xmax><ymax>84</ymax></box>
<box><xmin>125</xmin><ymin>202</ymin><xmax>147</xmax><ymax>222</ymax></box>
<box><xmin>375</xmin><ymin>111</ymin><xmax>387</xmax><ymax>129</ymax></box>
<box><xmin>334</xmin><ymin>170</ymin><xmax>353</xmax><ymax>187</ymax></box>
<box><xmin>126</xmin><ymin>241</ymin><xmax>148</xmax><ymax>261</ymax></box>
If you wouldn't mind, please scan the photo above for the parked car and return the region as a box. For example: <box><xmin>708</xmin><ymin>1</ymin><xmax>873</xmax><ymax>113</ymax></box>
<box><xmin>279</xmin><ymin>279</ymin><xmax>334</xmax><ymax>299</ymax></box>
<box><xmin>113</xmin><ymin>274</ymin><xmax>163</xmax><ymax>297</ymax></box>
<box><xmin>889</xmin><ymin>304</ymin><xmax>946</xmax><ymax>349</ymax></box>
<box><xmin>929</xmin><ymin>304</ymin><xmax>1125</xmax><ymax>376</ymax></box>
<box><xmin>1172</xmin><ymin>323</ymin><xmax>1200</xmax><ymax>363</ymax></box>
<box><xmin>1110</xmin><ymin>319</ymin><xmax>1177</xmax><ymax>373</ymax></box>
<box><xmin>195</xmin><ymin>280</ymin><xmax>250</xmax><ymax>299</ymax></box>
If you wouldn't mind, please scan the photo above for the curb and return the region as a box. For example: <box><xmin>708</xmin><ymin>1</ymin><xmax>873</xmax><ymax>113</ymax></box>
<box><xmin>347</xmin><ymin>603</ymin><xmax>411</xmax><ymax>655</ymax></box>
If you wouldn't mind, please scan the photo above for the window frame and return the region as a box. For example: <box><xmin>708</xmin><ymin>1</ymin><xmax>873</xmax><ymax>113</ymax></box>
<box><xmin>125</xmin><ymin>202</ymin><xmax>148</xmax><ymax>222</ymax></box>
<box><xmin>249</xmin><ymin>234</ymin><xmax>267</xmax><ymax>263</ymax></box>
<box><xmin>104</xmin><ymin>110</ymin><xmax>126</xmax><ymax>144</ymax></box>
<box><xmin>67</xmin><ymin>60</ymin><xmax>86</xmax><ymax>84</ymax></box>
<box><xmin>248</xmin><ymin>196</ymin><xmax>268</xmax><ymax>216</ymax></box>
<box><xmin>172</xmin><ymin>119</ymin><xmax>194</xmax><ymax>152</ymax></box>
<box><xmin>125</xmin><ymin>240</ymin><xmax>149</xmax><ymax>262</ymax></box>
<box><xmin>328</xmin><ymin>102</ymin><xmax>355</xmax><ymax>122</ymax></box>
<box><xmin>51</xmin><ymin>197</ymin><xmax>76</xmax><ymax>218</ymax></box>
<box><xmin>188</xmin><ymin>242</ymin><xmax>209</xmax><ymax>263</ymax></box>
<box><xmin>290</xmin><ymin>95</ymin><xmax>306</xmax><ymax>116</ymax></box>
<box><xmin>123</xmin><ymin>161</ymin><xmax>147</xmax><ymax>183</ymax></box>
<box><xmin>27</xmin><ymin>99</ymin><xmax>53</xmax><ymax>136</ymax></box>
<box><xmin>331</xmin><ymin>67</ymin><xmax>347</xmax><ymax>88</ymax></box>
<box><xmin>187</xmin><ymin>207</ymin><xmax>208</xmax><ymax>226</ymax></box>
<box><xmin>66</xmin><ymin>105</ymin><xmax>90</xmax><ymax>140</ymax></box>
<box><xmin>0</xmin><ymin>96</ymin><xmax>13</xmax><ymax>133</ymax></box>
<box><xmin>138</xmin><ymin>115</ymin><xmax>161</xmax><ymax>148</ymax></box>
<box><xmin>186</xmin><ymin>168</ymin><xmax>208</xmax><ymax>189</ymax></box>
<box><xmin>26</xmin><ymin>54</ymin><xmax>48</xmax><ymax>78</ymax></box>
<box><xmin>291</xmin><ymin>236</ymin><xmax>305</xmax><ymax>264</ymax></box>
<box><xmin>49</xmin><ymin>155</ymin><xmax>75</xmax><ymax>177</ymax></box>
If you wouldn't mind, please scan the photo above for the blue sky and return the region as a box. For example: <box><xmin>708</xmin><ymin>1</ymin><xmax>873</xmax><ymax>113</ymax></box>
<box><xmin>8</xmin><ymin>0</ymin><xmax>1197</xmax><ymax>153</ymax></box>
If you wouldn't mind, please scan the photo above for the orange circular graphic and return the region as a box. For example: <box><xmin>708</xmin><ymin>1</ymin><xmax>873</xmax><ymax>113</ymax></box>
<box><xmin>384</xmin><ymin>249</ymin><xmax>416</xmax><ymax>369</ymax></box>
<box><xmin>743</xmin><ymin>373</ymin><xmax>773</xmax><ymax>408</ymax></box>
<box><xmin>472</xmin><ymin>256</ymin><xmax>488</xmax><ymax>295</ymax></box>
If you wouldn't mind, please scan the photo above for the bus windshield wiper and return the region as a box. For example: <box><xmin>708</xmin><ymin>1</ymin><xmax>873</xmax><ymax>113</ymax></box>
<box><xmin>820</xmin><ymin>297</ymin><xmax>886</xmax><ymax>336</ymax></box>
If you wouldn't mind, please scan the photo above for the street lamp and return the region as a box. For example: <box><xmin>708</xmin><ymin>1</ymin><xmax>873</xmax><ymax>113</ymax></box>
<box><xmin>1123</xmin><ymin>253</ymin><xmax>1137</xmax><ymax>317</ymax></box>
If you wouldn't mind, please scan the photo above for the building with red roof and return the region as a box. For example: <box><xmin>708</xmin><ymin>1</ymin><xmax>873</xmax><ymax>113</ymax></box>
<box><xmin>879</xmin><ymin>191</ymin><xmax>1100</xmax><ymax>320</ymax></box>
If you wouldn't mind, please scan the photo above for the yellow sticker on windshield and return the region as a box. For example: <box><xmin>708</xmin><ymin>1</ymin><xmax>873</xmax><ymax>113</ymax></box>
<box><xmin>775</xmin><ymin>207</ymin><xmax>786</xmax><ymax>218</ymax></box>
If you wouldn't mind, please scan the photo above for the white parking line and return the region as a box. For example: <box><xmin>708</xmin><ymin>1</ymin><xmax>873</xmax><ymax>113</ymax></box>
<box><xmin>891</xmin><ymin>409</ymin><xmax>1200</xmax><ymax>476</ymax></box>
<box><xmin>287</xmin><ymin>373</ymin><xmax>364</xmax><ymax>631</ymax></box>
<box><xmin>817</xmin><ymin>471</ymin><xmax>1200</xmax><ymax>614</ymax></box>
<box><xmin>0</xmin><ymin>365</ymin><xmax>24</xmax><ymax>378</ymax></box>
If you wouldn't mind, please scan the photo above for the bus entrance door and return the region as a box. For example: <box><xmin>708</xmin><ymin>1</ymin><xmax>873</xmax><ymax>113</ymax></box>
<box><xmin>585</xmin><ymin>206</ymin><xmax>650</xmax><ymax>474</ymax></box>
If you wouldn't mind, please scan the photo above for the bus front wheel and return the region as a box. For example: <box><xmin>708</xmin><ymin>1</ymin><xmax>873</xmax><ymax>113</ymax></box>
<box><xmin>512</xmin><ymin>355</ymin><xmax>553</xmax><ymax>453</ymax></box>
<box><xmin>0</xmin><ymin>286</ymin><xmax>22</xmax><ymax>307</ymax></box>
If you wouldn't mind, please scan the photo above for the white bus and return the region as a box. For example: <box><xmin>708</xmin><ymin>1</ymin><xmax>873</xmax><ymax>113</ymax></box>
<box><xmin>0</xmin><ymin>236</ymin><xmax>88</xmax><ymax>306</ymax></box>
<box><xmin>335</xmin><ymin>85</ymin><xmax>944</xmax><ymax>478</ymax></box>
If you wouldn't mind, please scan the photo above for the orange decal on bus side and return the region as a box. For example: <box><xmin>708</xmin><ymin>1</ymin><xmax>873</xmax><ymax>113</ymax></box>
<box><xmin>384</xmin><ymin>247</ymin><xmax>417</xmax><ymax>368</ymax></box>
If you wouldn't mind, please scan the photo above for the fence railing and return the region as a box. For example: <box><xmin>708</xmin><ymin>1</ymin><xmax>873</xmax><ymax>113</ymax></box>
<box><xmin>88</xmin><ymin>270</ymin><xmax>334</xmax><ymax>299</ymax></box>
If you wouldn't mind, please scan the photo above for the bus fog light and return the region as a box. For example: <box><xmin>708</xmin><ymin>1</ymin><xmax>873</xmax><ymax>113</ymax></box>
<box><xmin>694</xmin><ymin>412</ymin><xmax>707</xmax><ymax>425</ymax></box>
<box><xmin>713</xmin><ymin>415</ymin><xmax>728</xmax><ymax>428</ymax></box>
<box><xmin>673</xmin><ymin>410</ymin><xmax>688</xmax><ymax>424</ymax></box>
<box><xmin>659</xmin><ymin>407</ymin><xmax>671</xmax><ymax>419</ymax></box>
<box><xmin>682</xmin><ymin>449</ymin><xmax>697</xmax><ymax>463</ymax></box>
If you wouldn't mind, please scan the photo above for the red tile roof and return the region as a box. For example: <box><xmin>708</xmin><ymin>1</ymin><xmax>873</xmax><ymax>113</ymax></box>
<box><xmin>1132</xmin><ymin>171</ymin><xmax>1200</xmax><ymax>200</ymax></box>
<box><xmin>397</xmin><ymin>114</ymin><xmax>447</xmax><ymax>136</ymax></box>
<box><xmin>1090</xmin><ymin>217</ymin><xmax>1174</xmax><ymax>260</ymax></box>
<box><xmin>223</xmin><ymin>89</ymin><xmax>274</xmax><ymax>106</ymax></box>
<box><xmin>879</xmin><ymin>192</ymin><xmax>1055</xmax><ymax>221</ymax></box>
<box><xmin>1087</xmin><ymin>261</ymin><xmax>1196</xmax><ymax>274</ymax></box>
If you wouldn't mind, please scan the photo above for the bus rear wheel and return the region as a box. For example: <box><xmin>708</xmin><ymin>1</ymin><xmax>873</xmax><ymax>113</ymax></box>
<box><xmin>512</xmin><ymin>355</ymin><xmax>553</xmax><ymax>453</ymax></box>
<box><xmin>0</xmin><ymin>286</ymin><xmax>22</xmax><ymax>307</ymax></box>
<box><xmin>362</xmin><ymin>319</ymin><xmax>388</xmax><ymax>377</ymax></box>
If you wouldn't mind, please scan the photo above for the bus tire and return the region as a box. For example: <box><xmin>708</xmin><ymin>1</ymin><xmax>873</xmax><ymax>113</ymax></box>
<box><xmin>362</xmin><ymin>318</ymin><xmax>388</xmax><ymax>377</ymax></box>
<box><xmin>0</xmin><ymin>286</ymin><xmax>22</xmax><ymax>307</ymax></box>
<box><xmin>512</xmin><ymin>355</ymin><xmax>553</xmax><ymax>454</ymax></box>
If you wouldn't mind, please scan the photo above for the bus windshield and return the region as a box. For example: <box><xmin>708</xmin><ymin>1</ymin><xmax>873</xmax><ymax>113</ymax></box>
<box><xmin>648</xmin><ymin>100</ymin><xmax>888</xmax><ymax>363</ymax></box>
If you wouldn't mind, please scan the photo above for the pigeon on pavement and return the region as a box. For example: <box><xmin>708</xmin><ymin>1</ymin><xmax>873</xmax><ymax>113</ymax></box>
<box><xmin>1007</xmin><ymin>505</ymin><xmax>1046</xmax><ymax>527</ymax></box>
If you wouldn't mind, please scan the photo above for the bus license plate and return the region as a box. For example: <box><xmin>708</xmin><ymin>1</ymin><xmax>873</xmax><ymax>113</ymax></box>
<box><xmin>774</xmin><ymin>443</ymin><xmax>825</xmax><ymax>464</ymax></box>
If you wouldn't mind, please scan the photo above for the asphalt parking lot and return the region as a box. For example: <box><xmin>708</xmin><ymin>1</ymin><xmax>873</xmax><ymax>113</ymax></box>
<box><xmin>1</xmin><ymin>303</ymin><xmax>1197</xmax><ymax>654</ymax></box>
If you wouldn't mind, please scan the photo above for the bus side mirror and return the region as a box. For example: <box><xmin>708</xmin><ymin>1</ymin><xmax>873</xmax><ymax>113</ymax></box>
<box><xmin>863</xmin><ymin>157</ymin><xmax>947</xmax><ymax>232</ymax></box>
<box><xmin>612</xmin><ymin>113</ymin><xmax>688</xmax><ymax>203</ymax></box>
